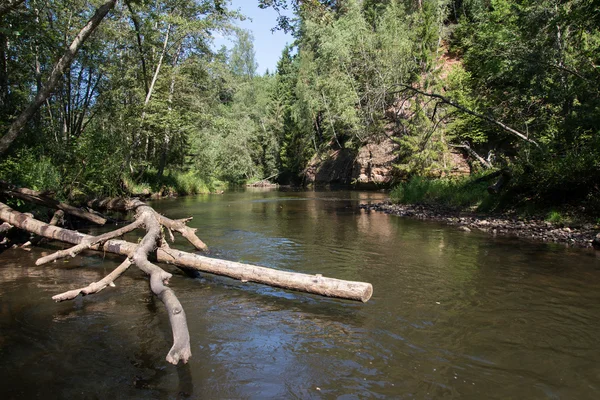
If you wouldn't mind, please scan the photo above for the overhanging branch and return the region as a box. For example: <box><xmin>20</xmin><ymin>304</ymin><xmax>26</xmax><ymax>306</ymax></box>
<box><xmin>390</xmin><ymin>84</ymin><xmax>540</xmax><ymax>148</ymax></box>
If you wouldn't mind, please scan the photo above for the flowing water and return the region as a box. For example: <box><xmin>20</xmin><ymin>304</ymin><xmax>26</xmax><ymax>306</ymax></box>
<box><xmin>1</xmin><ymin>189</ymin><xmax>599</xmax><ymax>399</ymax></box>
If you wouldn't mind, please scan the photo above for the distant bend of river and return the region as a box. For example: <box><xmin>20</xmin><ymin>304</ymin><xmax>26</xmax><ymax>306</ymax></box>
<box><xmin>1</xmin><ymin>188</ymin><xmax>599</xmax><ymax>399</ymax></box>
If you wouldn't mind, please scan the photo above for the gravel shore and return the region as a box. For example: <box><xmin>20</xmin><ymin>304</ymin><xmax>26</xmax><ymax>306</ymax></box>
<box><xmin>360</xmin><ymin>201</ymin><xmax>600</xmax><ymax>249</ymax></box>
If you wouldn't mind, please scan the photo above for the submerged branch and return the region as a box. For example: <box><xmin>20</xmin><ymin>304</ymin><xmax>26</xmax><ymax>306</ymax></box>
<box><xmin>52</xmin><ymin>259</ymin><xmax>132</xmax><ymax>302</ymax></box>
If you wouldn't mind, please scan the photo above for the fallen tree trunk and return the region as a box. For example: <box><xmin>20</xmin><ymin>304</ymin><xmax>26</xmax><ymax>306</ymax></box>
<box><xmin>0</xmin><ymin>201</ymin><xmax>373</xmax><ymax>302</ymax></box>
<box><xmin>0</xmin><ymin>199</ymin><xmax>374</xmax><ymax>364</ymax></box>
<box><xmin>0</xmin><ymin>181</ymin><xmax>106</xmax><ymax>224</ymax></box>
<box><xmin>22</xmin><ymin>209</ymin><xmax>64</xmax><ymax>248</ymax></box>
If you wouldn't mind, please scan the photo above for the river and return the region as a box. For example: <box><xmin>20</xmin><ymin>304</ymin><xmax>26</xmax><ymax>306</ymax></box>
<box><xmin>1</xmin><ymin>189</ymin><xmax>599</xmax><ymax>399</ymax></box>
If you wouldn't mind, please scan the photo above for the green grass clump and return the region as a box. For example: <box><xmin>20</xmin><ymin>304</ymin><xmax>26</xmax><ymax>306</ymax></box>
<box><xmin>129</xmin><ymin>169</ymin><xmax>213</xmax><ymax>196</ymax></box>
<box><xmin>545</xmin><ymin>210</ymin><xmax>564</xmax><ymax>224</ymax></box>
<box><xmin>390</xmin><ymin>175</ymin><xmax>493</xmax><ymax>210</ymax></box>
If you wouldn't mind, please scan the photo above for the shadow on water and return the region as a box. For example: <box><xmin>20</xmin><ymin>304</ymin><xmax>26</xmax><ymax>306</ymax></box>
<box><xmin>1</xmin><ymin>188</ymin><xmax>600</xmax><ymax>399</ymax></box>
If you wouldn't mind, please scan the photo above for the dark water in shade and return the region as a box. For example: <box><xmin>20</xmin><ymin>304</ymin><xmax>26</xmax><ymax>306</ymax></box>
<box><xmin>1</xmin><ymin>189</ymin><xmax>600</xmax><ymax>399</ymax></box>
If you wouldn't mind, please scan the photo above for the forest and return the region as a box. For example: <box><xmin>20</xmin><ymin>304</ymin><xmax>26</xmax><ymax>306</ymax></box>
<box><xmin>1</xmin><ymin>0</ymin><xmax>599</xmax><ymax>215</ymax></box>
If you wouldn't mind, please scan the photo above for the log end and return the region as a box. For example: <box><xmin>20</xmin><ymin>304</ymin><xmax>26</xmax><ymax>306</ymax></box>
<box><xmin>166</xmin><ymin>345</ymin><xmax>192</xmax><ymax>365</ymax></box>
<box><xmin>360</xmin><ymin>283</ymin><xmax>373</xmax><ymax>303</ymax></box>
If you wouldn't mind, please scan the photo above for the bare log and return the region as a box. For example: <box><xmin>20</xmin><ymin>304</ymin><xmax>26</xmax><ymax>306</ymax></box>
<box><xmin>0</xmin><ymin>198</ymin><xmax>373</xmax><ymax>364</ymax></box>
<box><xmin>36</xmin><ymin>219</ymin><xmax>142</xmax><ymax>265</ymax></box>
<box><xmin>1</xmin><ymin>181</ymin><xmax>106</xmax><ymax>224</ymax></box>
<box><xmin>0</xmin><ymin>201</ymin><xmax>374</xmax><ymax>302</ymax></box>
<box><xmin>52</xmin><ymin>259</ymin><xmax>132</xmax><ymax>302</ymax></box>
<box><xmin>88</xmin><ymin>197</ymin><xmax>207</xmax><ymax>251</ymax></box>
<box><xmin>158</xmin><ymin>247</ymin><xmax>374</xmax><ymax>303</ymax></box>
<box><xmin>22</xmin><ymin>209</ymin><xmax>64</xmax><ymax>248</ymax></box>
<box><xmin>133</xmin><ymin>205</ymin><xmax>191</xmax><ymax>364</ymax></box>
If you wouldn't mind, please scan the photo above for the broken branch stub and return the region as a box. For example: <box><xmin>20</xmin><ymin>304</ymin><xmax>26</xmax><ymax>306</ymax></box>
<box><xmin>87</xmin><ymin>197</ymin><xmax>208</xmax><ymax>251</ymax></box>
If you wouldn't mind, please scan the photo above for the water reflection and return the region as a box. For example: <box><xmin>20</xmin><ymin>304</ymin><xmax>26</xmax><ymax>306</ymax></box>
<box><xmin>1</xmin><ymin>189</ymin><xmax>599</xmax><ymax>399</ymax></box>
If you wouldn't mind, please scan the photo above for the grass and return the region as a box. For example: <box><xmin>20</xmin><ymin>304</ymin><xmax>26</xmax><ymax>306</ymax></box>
<box><xmin>390</xmin><ymin>175</ymin><xmax>494</xmax><ymax>210</ymax></box>
<box><xmin>126</xmin><ymin>169</ymin><xmax>213</xmax><ymax>196</ymax></box>
<box><xmin>545</xmin><ymin>210</ymin><xmax>564</xmax><ymax>224</ymax></box>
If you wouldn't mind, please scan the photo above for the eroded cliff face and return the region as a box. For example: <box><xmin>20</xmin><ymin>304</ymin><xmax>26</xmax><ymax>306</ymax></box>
<box><xmin>303</xmin><ymin>136</ymin><xmax>399</xmax><ymax>186</ymax></box>
<box><xmin>303</xmin><ymin>135</ymin><xmax>470</xmax><ymax>186</ymax></box>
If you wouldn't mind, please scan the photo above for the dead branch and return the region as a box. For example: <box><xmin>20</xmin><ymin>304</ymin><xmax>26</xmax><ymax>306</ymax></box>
<box><xmin>0</xmin><ymin>201</ymin><xmax>373</xmax><ymax>302</ymax></box>
<box><xmin>0</xmin><ymin>181</ymin><xmax>106</xmax><ymax>224</ymax></box>
<box><xmin>36</xmin><ymin>219</ymin><xmax>143</xmax><ymax>265</ymax></box>
<box><xmin>449</xmin><ymin>143</ymin><xmax>492</xmax><ymax>169</ymax></box>
<box><xmin>52</xmin><ymin>259</ymin><xmax>132</xmax><ymax>302</ymax></box>
<box><xmin>391</xmin><ymin>84</ymin><xmax>540</xmax><ymax>148</ymax></box>
<box><xmin>157</xmin><ymin>215</ymin><xmax>207</xmax><ymax>251</ymax></box>
<box><xmin>132</xmin><ymin>205</ymin><xmax>191</xmax><ymax>364</ymax></box>
<box><xmin>0</xmin><ymin>198</ymin><xmax>373</xmax><ymax>365</ymax></box>
<box><xmin>88</xmin><ymin>197</ymin><xmax>207</xmax><ymax>251</ymax></box>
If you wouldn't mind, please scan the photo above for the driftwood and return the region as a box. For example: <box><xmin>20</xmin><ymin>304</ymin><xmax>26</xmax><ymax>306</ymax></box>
<box><xmin>21</xmin><ymin>209</ymin><xmax>64</xmax><ymax>248</ymax></box>
<box><xmin>0</xmin><ymin>181</ymin><xmax>106</xmax><ymax>224</ymax></box>
<box><xmin>0</xmin><ymin>195</ymin><xmax>373</xmax><ymax>365</ymax></box>
<box><xmin>52</xmin><ymin>259</ymin><xmax>132</xmax><ymax>301</ymax></box>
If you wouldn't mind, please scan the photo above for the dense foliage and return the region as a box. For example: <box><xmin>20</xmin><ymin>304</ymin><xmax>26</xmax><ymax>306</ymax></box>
<box><xmin>265</xmin><ymin>0</ymin><xmax>600</xmax><ymax>213</ymax></box>
<box><xmin>0</xmin><ymin>0</ymin><xmax>278</xmax><ymax>197</ymax></box>
<box><xmin>1</xmin><ymin>0</ymin><xmax>598</xmax><ymax>213</ymax></box>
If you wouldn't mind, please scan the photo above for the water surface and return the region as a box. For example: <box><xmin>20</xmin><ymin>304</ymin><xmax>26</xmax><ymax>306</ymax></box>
<box><xmin>1</xmin><ymin>189</ymin><xmax>599</xmax><ymax>399</ymax></box>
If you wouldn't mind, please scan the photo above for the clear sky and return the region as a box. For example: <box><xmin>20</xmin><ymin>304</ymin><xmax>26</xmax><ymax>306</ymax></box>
<box><xmin>214</xmin><ymin>0</ymin><xmax>294</xmax><ymax>75</ymax></box>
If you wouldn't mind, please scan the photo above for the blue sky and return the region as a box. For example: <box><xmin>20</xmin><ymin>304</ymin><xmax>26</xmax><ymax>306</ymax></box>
<box><xmin>214</xmin><ymin>0</ymin><xmax>294</xmax><ymax>75</ymax></box>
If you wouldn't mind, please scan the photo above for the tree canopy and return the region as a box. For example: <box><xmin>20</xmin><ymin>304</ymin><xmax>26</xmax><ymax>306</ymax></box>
<box><xmin>0</xmin><ymin>0</ymin><xmax>598</xmax><ymax>212</ymax></box>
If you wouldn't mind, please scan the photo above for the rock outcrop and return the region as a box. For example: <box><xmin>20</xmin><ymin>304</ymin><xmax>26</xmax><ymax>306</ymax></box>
<box><xmin>303</xmin><ymin>136</ymin><xmax>399</xmax><ymax>186</ymax></box>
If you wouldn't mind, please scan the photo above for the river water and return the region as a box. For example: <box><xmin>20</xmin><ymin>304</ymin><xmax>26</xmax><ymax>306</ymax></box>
<box><xmin>1</xmin><ymin>189</ymin><xmax>599</xmax><ymax>399</ymax></box>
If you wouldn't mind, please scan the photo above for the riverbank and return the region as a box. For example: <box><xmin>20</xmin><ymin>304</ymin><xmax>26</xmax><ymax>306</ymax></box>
<box><xmin>360</xmin><ymin>201</ymin><xmax>600</xmax><ymax>249</ymax></box>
